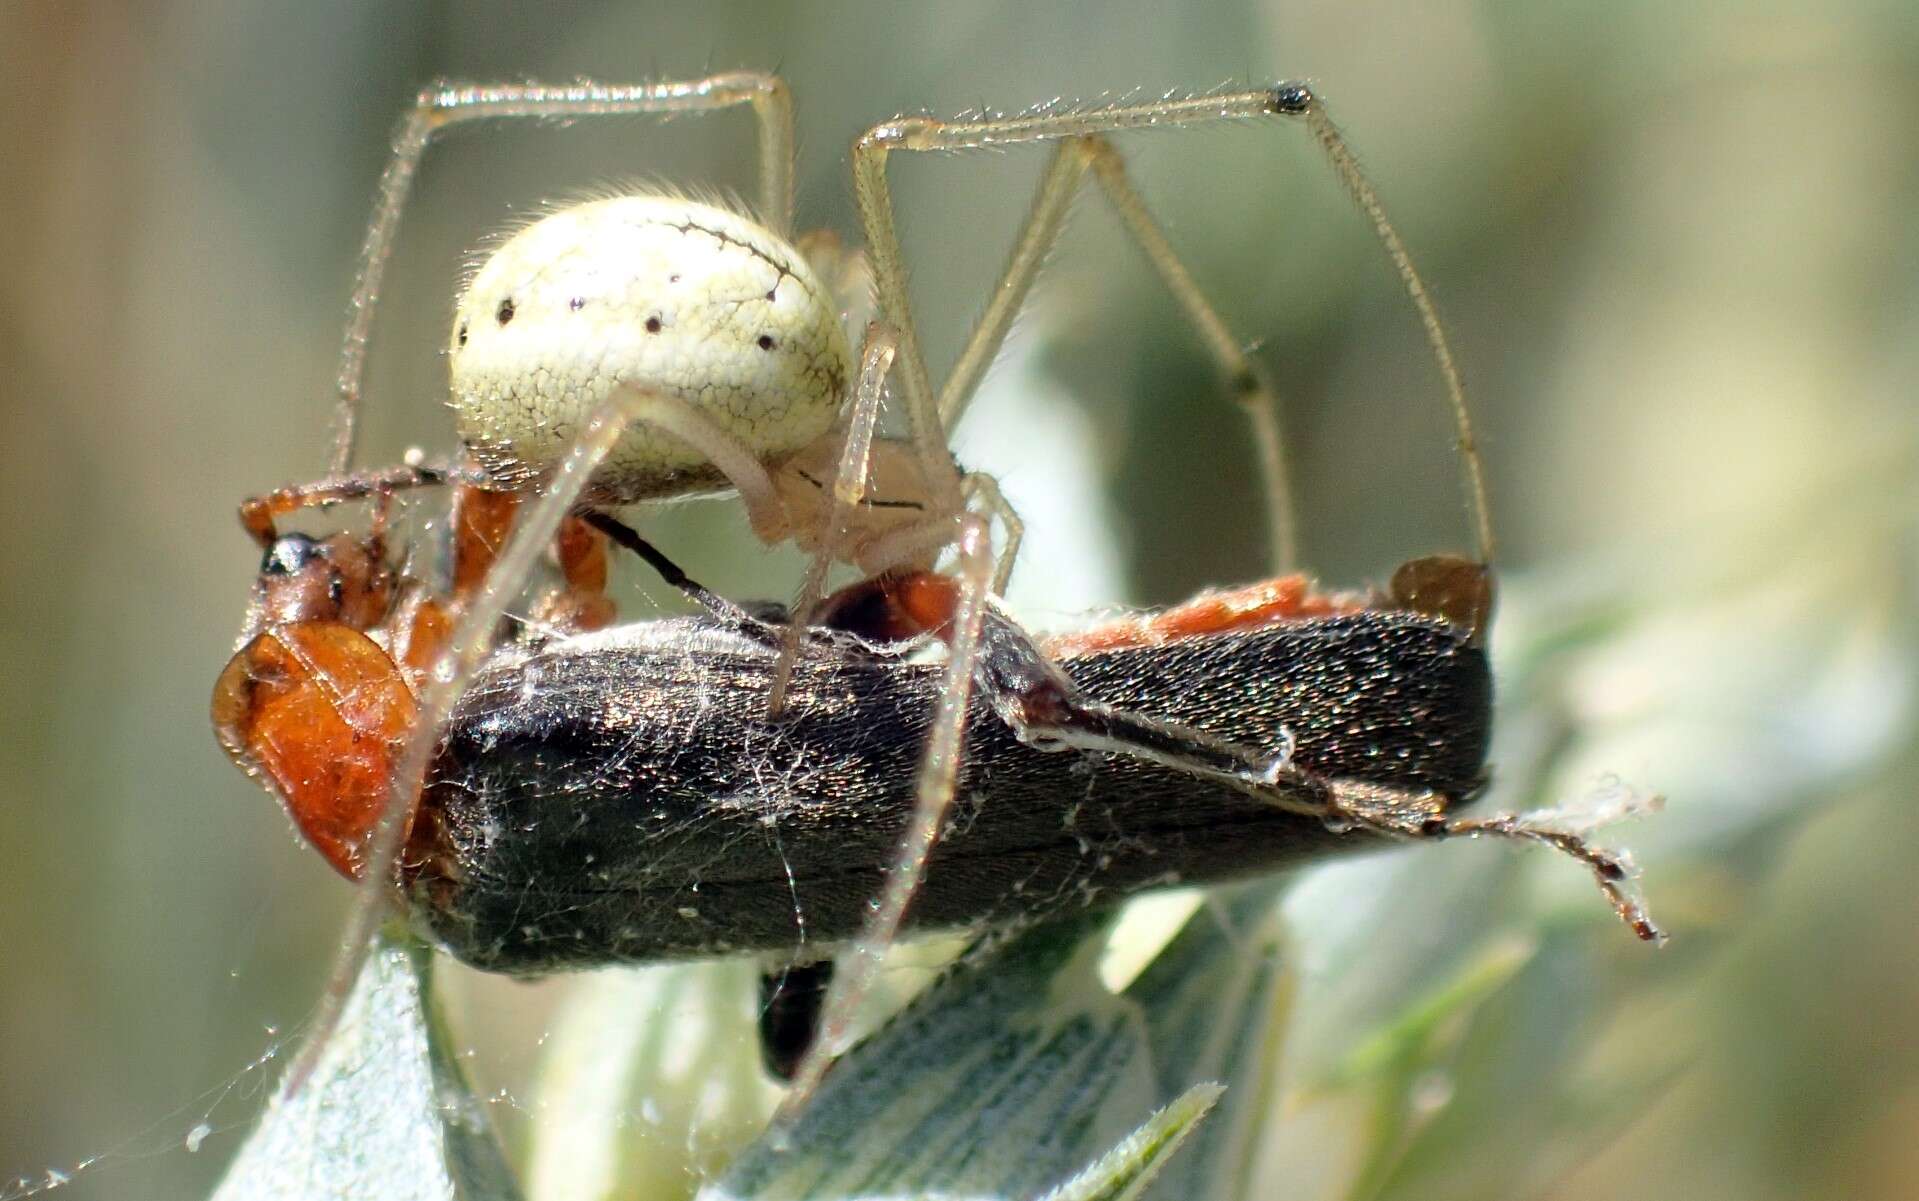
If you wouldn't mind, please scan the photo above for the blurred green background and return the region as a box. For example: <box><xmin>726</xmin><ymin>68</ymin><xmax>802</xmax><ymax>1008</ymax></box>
<box><xmin>2</xmin><ymin>2</ymin><xmax>1915</xmax><ymax>1199</ymax></box>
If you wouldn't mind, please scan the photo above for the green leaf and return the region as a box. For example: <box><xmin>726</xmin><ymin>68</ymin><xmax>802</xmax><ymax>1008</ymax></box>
<box><xmin>210</xmin><ymin>924</ymin><xmax>520</xmax><ymax>1201</ymax></box>
<box><xmin>704</xmin><ymin>888</ymin><xmax>1286</xmax><ymax>1200</ymax></box>
<box><xmin>1036</xmin><ymin>1083</ymin><xmax>1224</xmax><ymax>1201</ymax></box>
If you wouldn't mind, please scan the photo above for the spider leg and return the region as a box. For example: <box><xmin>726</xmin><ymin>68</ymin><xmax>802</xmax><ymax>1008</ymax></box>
<box><xmin>769</xmin><ymin>321</ymin><xmax>899</xmax><ymax>713</ymax></box>
<box><xmin>776</xmin><ymin>507</ymin><xmax>997</xmax><ymax>1120</ymax></box>
<box><xmin>851</xmin><ymin>83</ymin><xmax>1497</xmax><ymax>572</ymax></box>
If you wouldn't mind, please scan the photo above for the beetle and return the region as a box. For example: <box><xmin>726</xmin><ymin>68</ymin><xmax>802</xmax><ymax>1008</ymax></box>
<box><xmin>406</xmin><ymin>564</ymin><xmax>1497</xmax><ymax>971</ymax></box>
<box><xmin>214</xmin><ymin>501</ymin><xmax>1651</xmax><ymax>1079</ymax></box>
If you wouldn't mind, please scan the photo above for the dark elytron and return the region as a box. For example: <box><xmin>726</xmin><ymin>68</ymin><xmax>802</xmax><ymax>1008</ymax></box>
<box><xmin>406</xmin><ymin>607</ymin><xmax>1490</xmax><ymax>973</ymax></box>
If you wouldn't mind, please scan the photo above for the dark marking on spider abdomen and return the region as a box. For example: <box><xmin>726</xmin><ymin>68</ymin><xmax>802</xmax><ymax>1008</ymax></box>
<box><xmin>407</xmin><ymin>610</ymin><xmax>1490</xmax><ymax>972</ymax></box>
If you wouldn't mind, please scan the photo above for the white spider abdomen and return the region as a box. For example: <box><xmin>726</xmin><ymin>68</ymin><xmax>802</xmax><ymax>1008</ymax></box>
<box><xmin>450</xmin><ymin>196</ymin><xmax>853</xmax><ymax>502</ymax></box>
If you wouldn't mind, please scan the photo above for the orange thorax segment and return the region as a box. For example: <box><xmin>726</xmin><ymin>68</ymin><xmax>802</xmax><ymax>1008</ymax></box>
<box><xmin>1046</xmin><ymin>575</ymin><xmax>1368</xmax><ymax>657</ymax></box>
<box><xmin>211</xmin><ymin>622</ymin><xmax>418</xmax><ymax>880</ymax></box>
<box><xmin>816</xmin><ymin>570</ymin><xmax>963</xmax><ymax>643</ymax></box>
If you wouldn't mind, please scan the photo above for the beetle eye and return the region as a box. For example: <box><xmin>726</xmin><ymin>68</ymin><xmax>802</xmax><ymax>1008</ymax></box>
<box><xmin>262</xmin><ymin>534</ymin><xmax>322</xmax><ymax>576</ymax></box>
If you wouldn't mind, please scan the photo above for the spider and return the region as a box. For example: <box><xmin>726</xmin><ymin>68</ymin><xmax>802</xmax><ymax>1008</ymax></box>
<box><xmin>234</xmin><ymin>71</ymin><xmax>1507</xmax><ymax>1113</ymax></box>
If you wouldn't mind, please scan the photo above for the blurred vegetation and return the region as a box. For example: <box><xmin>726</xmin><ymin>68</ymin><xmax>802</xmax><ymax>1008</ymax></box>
<box><xmin>1</xmin><ymin>2</ymin><xmax>1915</xmax><ymax>1198</ymax></box>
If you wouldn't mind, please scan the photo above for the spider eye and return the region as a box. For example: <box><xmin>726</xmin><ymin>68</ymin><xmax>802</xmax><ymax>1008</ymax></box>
<box><xmin>757</xmin><ymin>335</ymin><xmax>776</xmax><ymax>351</ymax></box>
<box><xmin>645</xmin><ymin>316</ymin><xmax>662</xmax><ymax>334</ymax></box>
<box><xmin>496</xmin><ymin>298</ymin><xmax>515</xmax><ymax>326</ymax></box>
<box><xmin>456</xmin><ymin>321</ymin><xmax>468</xmax><ymax>348</ymax></box>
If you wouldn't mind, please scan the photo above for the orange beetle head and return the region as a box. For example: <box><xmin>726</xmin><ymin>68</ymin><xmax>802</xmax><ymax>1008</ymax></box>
<box><xmin>215</xmin><ymin>526</ymin><xmax>420</xmax><ymax>880</ymax></box>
